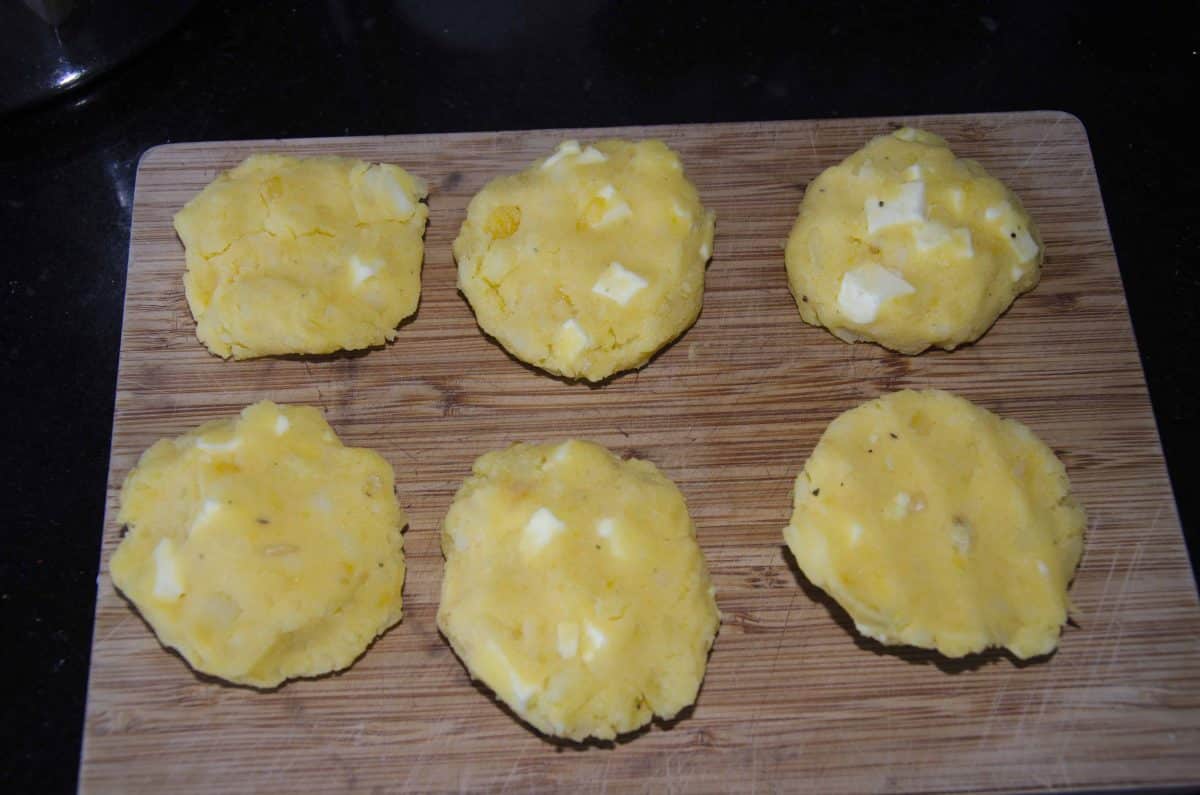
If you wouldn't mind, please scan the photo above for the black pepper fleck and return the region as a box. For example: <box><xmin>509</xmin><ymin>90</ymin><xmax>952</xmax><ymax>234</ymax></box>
<box><xmin>802</xmin><ymin>295</ymin><xmax>809</xmax><ymax>302</ymax></box>
<box><xmin>889</xmin><ymin>432</ymin><xmax>898</xmax><ymax>439</ymax></box>
<box><xmin>812</xmin><ymin>488</ymin><xmax>820</xmax><ymax>496</ymax></box>
<box><xmin>878</xmin><ymin>200</ymin><xmax>885</xmax><ymax>207</ymax></box>
<box><xmin>1010</xmin><ymin>232</ymin><xmax>1017</xmax><ymax>239</ymax></box>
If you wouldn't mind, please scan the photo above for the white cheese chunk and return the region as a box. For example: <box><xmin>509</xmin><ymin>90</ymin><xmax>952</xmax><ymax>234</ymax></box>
<box><xmin>671</xmin><ymin>200</ymin><xmax>692</xmax><ymax>223</ymax></box>
<box><xmin>913</xmin><ymin>221</ymin><xmax>952</xmax><ymax>252</ymax></box>
<box><xmin>894</xmin><ymin>127</ymin><xmax>920</xmax><ymax>142</ymax></box>
<box><xmin>1011</xmin><ymin>265</ymin><xmax>1025</xmax><ymax>281</ymax></box>
<box><xmin>348</xmin><ymin>254</ymin><xmax>382</xmax><ymax>288</ymax></box>
<box><xmin>848</xmin><ymin>522</ymin><xmax>864</xmax><ymax>545</ymax></box>
<box><xmin>554</xmin><ymin>318</ymin><xmax>591</xmax><ymax>361</ymax></box>
<box><xmin>196</xmin><ymin>435</ymin><xmax>242</xmax><ymax>454</ymax></box>
<box><xmin>914</xmin><ymin>222</ymin><xmax>973</xmax><ymax>257</ymax></box>
<box><xmin>595</xmin><ymin>517</ymin><xmax>615</xmax><ymax>538</ymax></box>
<box><xmin>837</xmin><ymin>263</ymin><xmax>916</xmax><ymax>323</ymax></box>
<box><xmin>594</xmin><ymin>517</ymin><xmax>625</xmax><ymax>558</ymax></box>
<box><xmin>585</xmin><ymin>623</ymin><xmax>606</xmax><ymax>648</ymax></box>
<box><xmin>521</xmin><ymin>507</ymin><xmax>565</xmax><ymax>557</ymax></box>
<box><xmin>508</xmin><ymin>673</ymin><xmax>538</xmax><ymax>709</ymax></box>
<box><xmin>951</xmin><ymin>520</ymin><xmax>973</xmax><ymax>555</ymax></box>
<box><xmin>951</xmin><ymin>227</ymin><xmax>974</xmax><ymax>258</ymax></box>
<box><xmin>576</xmin><ymin>146</ymin><xmax>607</xmax><ymax>164</ymax></box>
<box><xmin>699</xmin><ymin>241</ymin><xmax>711</xmax><ymax>260</ymax></box>
<box><xmin>589</xmin><ymin>184</ymin><xmax>633</xmax><ymax>228</ymax></box>
<box><xmin>985</xmin><ymin>202</ymin><xmax>1039</xmax><ymax>263</ymax></box>
<box><xmin>945</xmin><ymin>187</ymin><xmax>965</xmax><ymax>213</ymax></box>
<box><xmin>190</xmin><ymin>498</ymin><xmax>222</xmax><ymax>534</ymax></box>
<box><xmin>556</xmin><ymin>622</ymin><xmax>580</xmax><ymax>659</ymax></box>
<box><xmin>274</xmin><ymin>414</ymin><xmax>290</xmax><ymax>435</ymax></box>
<box><xmin>480</xmin><ymin>247</ymin><xmax>515</xmax><ymax>283</ymax></box>
<box><xmin>582</xmin><ymin>621</ymin><xmax>607</xmax><ymax>663</ymax></box>
<box><xmin>548</xmin><ymin>440</ymin><xmax>576</xmax><ymax>465</ymax></box>
<box><xmin>152</xmin><ymin>538</ymin><xmax>185</xmax><ymax>601</ymax></box>
<box><xmin>485</xmin><ymin>641</ymin><xmax>538</xmax><ymax>708</ymax></box>
<box><xmin>885</xmin><ymin>492</ymin><xmax>911</xmax><ymax>520</ymax></box>
<box><xmin>592</xmin><ymin>261</ymin><xmax>648</xmax><ymax>306</ymax></box>
<box><xmin>1009</xmin><ymin>228</ymin><xmax>1039</xmax><ymax>263</ymax></box>
<box><xmin>903</xmin><ymin>164</ymin><xmax>923</xmax><ymax>181</ymax></box>
<box><xmin>597</xmin><ymin>203</ymin><xmax>631</xmax><ymax>225</ymax></box>
<box><xmin>541</xmin><ymin>140</ymin><xmax>581</xmax><ymax>169</ymax></box>
<box><xmin>866</xmin><ymin>181</ymin><xmax>926</xmax><ymax>234</ymax></box>
<box><xmin>364</xmin><ymin>165</ymin><xmax>414</xmax><ymax>216</ymax></box>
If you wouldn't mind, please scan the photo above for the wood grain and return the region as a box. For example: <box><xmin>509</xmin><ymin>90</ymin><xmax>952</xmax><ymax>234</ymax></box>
<box><xmin>80</xmin><ymin>112</ymin><xmax>1200</xmax><ymax>793</ymax></box>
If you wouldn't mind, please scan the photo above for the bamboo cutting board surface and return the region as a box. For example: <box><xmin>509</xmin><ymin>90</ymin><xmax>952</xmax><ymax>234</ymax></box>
<box><xmin>81</xmin><ymin>112</ymin><xmax>1200</xmax><ymax>793</ymax></box>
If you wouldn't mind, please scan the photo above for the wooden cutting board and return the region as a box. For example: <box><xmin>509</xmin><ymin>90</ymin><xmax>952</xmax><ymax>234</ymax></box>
<box><xmin>80</xmin><ymin>112</ymin><xmax>1200</xmax><ymax>793</ymax></box>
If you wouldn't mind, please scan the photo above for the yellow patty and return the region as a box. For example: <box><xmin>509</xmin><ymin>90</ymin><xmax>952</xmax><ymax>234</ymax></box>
<box><xmin>783</xmin><ymin>390</ymin><xmax>1085</xmax><ymax>659</ymax></box>
<box><xmin>453</xmin><ymin>139</ymin><xmax>715</xmax><ymax>381</ymax></box>
<box><xmin>785</xmin><ymin>128</ymin><xmax>1042</xmax><ymax>354</ymax></box>
<box><xmin>111</xmin><ymin>401</ymin><xmax>406</xmax><ymax>688</ymax></box>
<box><xmin>176</xmin><ymin>154</ymin><xmax>428</xmax><ymax>359</ymax></box>
<box><xmin>438</xmin><ymin>440</ymin><xmax>719</xmax><ymax>740</ymax></box>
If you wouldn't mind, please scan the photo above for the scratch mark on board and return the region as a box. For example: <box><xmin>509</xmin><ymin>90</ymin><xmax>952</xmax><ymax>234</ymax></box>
<box><xmin>1015</xmin><ymin>115</ymin><xmax>1065</xmax><ymax>178</ymax></box>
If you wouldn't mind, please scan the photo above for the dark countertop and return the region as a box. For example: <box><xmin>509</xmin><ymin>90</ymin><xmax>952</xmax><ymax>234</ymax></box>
<box><xmin>0</xmin><ymin>2</ymin><xmax>1196</xmax><ymax>790</ymax></box>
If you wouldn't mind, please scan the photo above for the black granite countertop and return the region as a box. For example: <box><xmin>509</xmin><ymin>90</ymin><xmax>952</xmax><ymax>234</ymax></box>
<box><xmin>1</xmin><ymin>2</ymin><xmax>1196</xmax><ymax>790</ymax></box>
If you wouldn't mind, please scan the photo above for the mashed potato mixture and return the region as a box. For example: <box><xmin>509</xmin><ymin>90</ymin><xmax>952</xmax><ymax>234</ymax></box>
<box><xmin>111</xmin><ymin>401</ymin><xmax>407</xmax><ymax>687</ymax></box>
<box><xmin>176</xmin><ymin>154</ymin><xmax>428</xmax><ymax>359</ymax></box>
<box><xmin>454</xmin><ymin>140</ymin><xmax>714</xmax><ymax>381</ymax></box>
<box><xmin>438</xmin><ymin>440</ymin><xmax>719</xmax><ymax>740</ymax></box>
<box><xmin>784</xmin><ymin>390</ymin><xmax>1085</xmax><ymax>659</ymax></box>
<box><xmin>785</xmin><ymin>128</ymin><xmax>1042</xmax><ymax>354</ymax></box>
